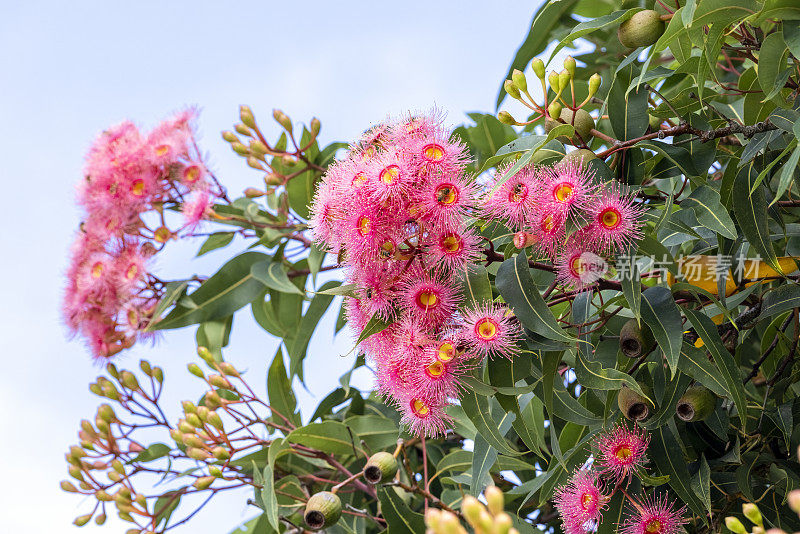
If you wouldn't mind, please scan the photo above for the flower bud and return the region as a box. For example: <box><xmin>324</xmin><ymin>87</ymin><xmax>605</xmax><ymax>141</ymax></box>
<box><xmin>117</xmin><ymin>511</ymin><xmax>134</xmax><ymax>523</ymax></box>
<box><xmin>120</xmin><ymin>371</ymin><xmax>139</xmax><ymax>391</ymax></box>
<box><xmin>497</xmin><ymin>111</ymin><xmax>517</xmax><ymax>126</ymax></box>
<box><xmin>619</xmin><ymin>319</ymin><xmax>655</xmax><ymax>358</ymax></box>
<box><xmin>193</xmin><ymin>476</ymin><xmax>215</xmax><ymax>490</ymax></box>
<box><xmin>752</xmin><ymin>527</ymin><xmax>765</xmax><ymax>534</ymax></box>
<box><xmin>548</xmin><ymin>71</ymin><xmax>561</xmax><ymax>93</ymax></box>
<box><xmin>248</xmin><ymin>140</ymin><xmax>268</xmax><ymax>155</ymax></box>
<box><xmin>310</xmin><ymin>117</ymin><xmax>321</xmax><ymax>137</ymax></box>
<box><xmin>108</xmin><ymin>471</ymin><xmax>123</xmax><ymax>483</ymax></box>
<box><xmin>187</xmin><ymin>363</ymin><xmax>204</xmax><ymax>378</ymax></box>
<box><xmin>239</xmin><ymin>105</ymin><xmax>257</xmax><ymax>129</ymax></box>
<box><xmin>100</xmin><ymin>381</ymin><xmax>120</xmax><ymax>401</ymax></box>
<box><xmin>588</xmin><ymin>73</ymin><xmax>601</xmax><ymax>97</ymax></box>
<box><xmin>112</xmin><ymin>459</ymin><xmax>125</xmax><ymax>475</ymax></box>
<box><xmin>764</xmin><ymin>529</ymin><xmax>787</xmax><ymax>534</ymax></box>
<box><xmin>212</xmin><ymin>447</ymin><xmax>230</xmax><ymax>461</ymax></box>
<box><xmin>485</xmin><ymin>485</ymin><xmax>504</xmax><ymax>516</ymax></box>
<box><xmin>494</xmin><ymin>512</ymin><xmax>512</xmax><ymax>534</ymax></box>
<box><xmin>547</xmin><ymin>101</ymin><xmax>562</xmax><ymax>119</ymax></box>
<box><xmin>98</xmin><ymin>404</ymin><xmax>116</xmax><ymax>423</ymax></box>
<box><xmin>513</xmin><ymin>231</ymin><xmax>536</xmax><ymax>249</ymax></box>
<box><xmin>677</xmin><ymin>385</ymin><xmax>717</xmax><ymax>422</ymax></box>
<box><xmin>95</xmin><ymin>513</ymin><xmax>106</xmax><ymax>525</ymax></box>
<box><xmin>564</xmin><ymin>56</ymin><xmax>576</xmax><ymax>77</ymax></box>
<box><xmin>209</xmin><ymin>374</ymin><xmax>231</xmax><ymax>389</ymax></box>
<box><xmin>209</xmin><ymin>466</ymin><xmax>223</xmax><ymax>478</ymax></box>
<box><xmin>187</xmin><ymin>448</ymin><xmax>211</xmax><ymax>461</ymax></box>
<box><xmin>89</xmin><ymin>382</ymin><xmax>103</xmax><ymax>396</ymax></box>
<box><xmin>363</xmin><ymin>451</ymin><xmax>398</xmax><ymax>484</ymax></box>
<box><xmin>558</xmin><ymin>69</ymin><xmax>571</xmax><ymax>91</ymax></box>
<box><xmin>439</xmin><ymin>511</ymin><xmax>464</xmax><ymax>534</ymax></box>
<box><xmin>182</xmin><ymin>401</ymin><xmax>197</xmax><ymax>414</ymax></box>
<box><xmin>234</xmin><ymin>123</ymin><xmax>252</xmax><ymax>136</ymax></box>
<box><xmin>743</xmin><ymin>503</ymin><xmax>762</xmax><ymax>527</ymax></box>
<box><xmin>244</xmin><ymin>187</ymin><xmax>264</xmax><ymax>198</ymax></box>
<box><xmin>231</xmin><ymin>142</ymin><xmax>248</xmax><ymax>156</ymax></box>
<box><xmin>95</xmin><ymin>490</ymin><xmax>112</xmax><ymax>501</ymax></box>
<box><xmin>186</xmin><ymin>413</ymin><xmax>203</xmax><ymax>428</ymax></box>
<box><xmin>207</xmin><ymin>411</ymin><xmax>224</xmax><ymax>430</ymax></box>
<box><xmin>247</xmin><ymin>156</ymin><xmax>265</xmax><ymax>171</ymax></box>
<box><xmin>73</xmin><ymin>513</ymin><xmax>93</xmax><ymax>527</ymax></box>
<box><xmin>106</xmin><ymin>364</ymin><xmax>119</xmax><ymax>379</ymax></box>
<box><xmin>70</xmin><ymin>445</ymin><xmax>86</xmax><ymax>459</ymax></box>
<box><xmin>153</xmin><ymin>366</ymin><xmax>163</xmax><ymax>383</ymax></box>
<box><xmin>204</xmin><ymin>391</ymin><xmax>222</xmax><ymax>409</ymax></box>
<box><xmin>265</xmin><ymin>173</ymin><xmax>283</xmax><ymax>186</ymax></box>
<box><xmin>503</xmin><ymin>80</ymin><xmax>520</xmax><ymax>100</ymax></box>
<box><xmin>425</xmin><ymin>508</ymin><xmax>442</xmax><ymax>529</ymax></box>
<box><xmin>787</xmin><ymin>488</ymin><xmax>800</xmax><ymax>513</ymax></box>
<box><xmin>139</xmin><ymin>360</ymin><xmax>152</xmax><ymax>376</ymax></box>
<box><xmin>531</xmin><ymin>58</ymin><xmax>545</xmax><ymax>80</ymax></box>
<box><xmin>273</xmin><ymin>109</ymin><xmax>292</xmax><ymax>131</ymax></box>
<box><xmin>511</xmin><ymin>69</ymin><xmax>528</xmax><ymax>93</ymax></box>
<box><xmin>61</xmin><ymin>480</ymin><xmax>78</xmax><ymax>492</ymax></box>
<box><xmin>68</xmin><ymin>465</ymin><xmax>85</xmax><ymax>481</ymax></box>
<box><xmin>197</xmin><ymin>346</ymin><xmax>215</xmax><ymax>365</ymax></box>
<box><xmin>618</xmin><ymin>384</ymin><xmax>651</xmax><ymax>421</ymax></box>
<box><xmin>725</xmin><ymin>516</ymin><xmax>747</xmax><ymax>534</ymax></box>
<box><xmin>222</xmin><ymin>131</ymin><xmax>238</xmax><ymax>143</ymax></box>
<box><xmin>304</xmin><ymin>491</ymin><xmax>342</xmax><ymax>530</ymax></box>
<box><xmin>195</xmin><ymin>406</ymin><xmax>209</xmax><ymax>421</ymax></box>
<box><xmin>461</xmin><ymin>495</ymin><xmax>483</xmax><ymax>527</ymax></box>
<box><xmin>184</xmin><ymin>434</ymin><xmax>205</xmax><ymax>449</ymax></box>
<box><xmin>95</xmin><ymin>417</ymin><xmax>110</xmax><ymax>434</ymax></box>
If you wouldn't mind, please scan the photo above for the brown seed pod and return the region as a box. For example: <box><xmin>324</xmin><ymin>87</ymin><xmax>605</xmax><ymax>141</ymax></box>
<box><xmin>617</xmin><ymin>384</ymin><xmax>652</xmax><ymax>421</ymax></box>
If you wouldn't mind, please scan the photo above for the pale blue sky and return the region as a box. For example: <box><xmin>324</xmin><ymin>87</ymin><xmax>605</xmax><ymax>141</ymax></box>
<box><xmin>0</xmin><ymin>2</ymin><xmax>547</xmax><ymax>532</ymax></box>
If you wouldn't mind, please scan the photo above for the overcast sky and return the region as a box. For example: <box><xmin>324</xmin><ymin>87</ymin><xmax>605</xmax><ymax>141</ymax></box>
<box><xmin>0</xmin><ymin>2</ymin><xmax>548</xmax><ymax>532</ymax></box>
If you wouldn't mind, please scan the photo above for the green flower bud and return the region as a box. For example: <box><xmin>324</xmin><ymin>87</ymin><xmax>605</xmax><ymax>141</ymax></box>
<box><xmin>310</xmin><ymin>117</ymin><xmax>321</xmax><ymax>137</ymax></box>
<box><xmin>184</xmin><ymin>435</ymin><xmax>205</xmax><ymax>449</ymax></box>
<box><xmin>112</xmin><ymin>459</ymin><xmax>125</xmax><ymax>475</ymax></box>
<box><xmin>504</xmin><ymin>79</ymin><xmax>520</xmax><ymax>100</ymax></box>
<box><xmin>497</xmin><ymin>111</ymin><xmax>517</xmax><ymax>126</ymax></box>
<box><xmin>531</xmin><ymin>58</ymin><xmax>545</xmax><ymax>80</ymax></box>
<box><xmin>196</xmin><ymin>406</ymin><xmax>210</xmax><ymax>421</ymax></box>
<box><xmin>117</xmin><ymin>511</ymin><xmax>134</xmax><ymax>523</ymax></box>
<box><xmin>231</xmin><ymin>142</ymin><xmax>249</xmax><ymax>156</ymax></box>
<box><xmin>209</xmin><ymin>466</ymin><xmax>223</xmax><ymax>478</ymax></box>
<box><xmin>725</xmin><ymin>516</ymin><xmax>747</xmax><ymax>534</ymax></box>
<box><xmin>219</xmin><ymin>362</ymin><xmax>239</xmax><ymax>376</ymax></box>
<box><xmin>588</xmin><ymin>73</ymin><xmax>602</xmax><ymax>97</ymax></box>
<box><xmin>439</xmin><ymin>511</ymin><xmax>464</xmax><ymax>534</ymax></box>
<box><xmin>186</xmin><ymin>413</ymin><xmax>203</xmax><ymax>428</ymax></box>
<box><xmin>239</xmin><ymin>105</ymin><xmax>257</xmax><ymax>129</ymax></box>
<box><xmin>207</xmin><ymin>412</ymin><xmax>224</xmax><ymax>431</ymax></box>
<box><xmin>73</xmin><ymin>513</ymin><xmax>93</xmax><ymax>527</ymax></box>
<box><xmin>95</xmin><ymin>417</ymin><xmax>110</xmax><ymax>434</ymax></box>
<box><xmin>108</xmin><ymin>470</ymin><xmax>123</xmax><ymax>483</ymax></box>
<box><xmin>249</xmin><ymin>140</ymin><xmax>268</xmax><ymax>155</ymax></box>
<box><xmin>95</xmin><ymin>490</ymin><xmax>112</xmax><ymax>501</ymax></box>
<box><xmin>212</xmin><ymin>446</ymin><xmax>230</xmax><ymax>460</ymax></box>
<box><xmin>304</xmin><ymin>491</ymin><xmax>342</xmax><ymax>530</ymax></box>
<box><xmin>512</xmin><ymin>69</ymin><xmax>528</xmax><ymax>92</ymax></box>
<box><xmin>68</xmin><ymin>465</ymin><xmax>85</xmax><ymax>481</ymax></box>
<box><xmin>558</xmin><ymin>69</ymin><xmax>571</xmax><ymax>91</ymax></box>
<box><xmin>120</xmin><ymin>371</ymin><xmax>139</xmax><ymax>391</ymax></box>
<box><xmin>272</xmin><ymin>109</ymin><xmax>292</xmax><ymax>132</ymax></box>
<box><xmin>494</xmin><ymin>513</ymin><xmax>513</xmax><ymax>534</ymax></box>
<box><xmin>60</xmin><ymin>480</ymin><xmax>78</xmax><ymax>492</ymax></box>
<box><xmin>152</xmin><ymin>366</ymin><xmax>163</xmax><ymax>383</ymax></box>
<box><xmin>424</xmin><ymin>508</ymin><xmax>442</xmax><ymax>530</ymax></box>
<box><xmin>193</xmin><ymin>476</ymin><xmax>215</xmax><ymax>490</ymax></box>
<box><xmin>564</xmin><ymin>56</ymin><xmax>576</xmax><ymax>77</ymax></box>
<box><xmin>618</xmin><ymin>10</ymin><xmax>665</xmax><ymax>49</ymax></box>
<box><xmin>187</xmin><ymin>363</ymin><xmax>204</xmax><ymax>378</ymax></box>
<box><xmin>100</xmin><ymin>382</ymin><xmax>119</xmax><ymax>401</ymax></box>
<box><xmin>98</xmin><ymin>404</ymin><xmax>116</xmax><ymax>423</ymax></box>
<box><xmin>209</xmin><ymin>374</ymin><xmax>231</xmax><ymax>389</ymax></box>
<box><xmin>197</xmin><ymin>346</ymin><xmax>215</xmax><ymax>365</ymax></box>
<box><xmin>139</xmin><ymin>360</ymin><xmax>152</xmax><ymax>376</ymax></box>
<box><xmin>106</xmin><ymin>364</ymin><xmax>119</xmax><ymax>379</ymax></box>
<box><xmin>95</xmin><ymin>513</ymin><xmax>106</xmax><ymax>525</ymax></box>
<box><xmin>221</xmin><ymin>131</ymin><xmax>238</xmax><ymax>143</ymax></box>
<box><xmin>178</xmin><ymin>420</ymin><xmax>195</xmax><ymax>434</ymax></box>
<box><xmin>743</xmin><ymin>503</ymin><xmax>762</xmax><ymax>527</ymax></box>
<box><xmin>485</xmin><ymin>485</ymin><xmax>504</xmax><ymax>516</ymax></box>
<box><xmin>182</xmin><ymin>401</ymin><xmax>197</xmax><ymax>414</ymax></box>
<box><xmin>547</xmin><ymin>101</ymin><xmax>562</xmax><ymax>120</ymax></box>
<box><xmin>620</xmin><ymin>319</ymin><xmax>655</xmax><ymax>358</ymax></box>
<box><xmin>89</xmin><ymin>382</ymin><xmax>103</xmax><ymax>396</ymax></box>
<box><xmin>548</xmin><ymin>71</ymin><xmax>561</xmax><ymax>93</ymax></box>
<box><xmin>265</xmin><ymin>173</ymin><xmax>283</xmax><ymax>186</ymax></box>
<box><xmin>187</xmin><ymin>447</ymin><xmax>211</xmax><ymax>461</ymax></box>
<box><xmin>677</xmin><ymin>385</ymin><xmax>717</xmax><ymax>422</ymax></box>
<box><xmin>618</xmin><ymin>384</ymin><xmax>651</xmax><ymax>422</ymax></box>
<box><xmin>363</xmin><ymin>451</ymin><xmax>398</xmax><ymax>484</ymax></box>
<box><xmin>461</xmin><ymin>495</ymin><xmax>483</xmax><ymax>526</ymax></box>
<box><xmin>247</xmin><ymin>156</ymin><xmax>265</xmax><ymax>171</ymax></box>
<box><xmin>234</xmin><ymin>123</ymin><xmax>252</xmax><ymax>136</ymax></box>
<box><xmin>70</xmin><ymin>445</ymin><xmax>86</xmax><ymax>459</ymax></box>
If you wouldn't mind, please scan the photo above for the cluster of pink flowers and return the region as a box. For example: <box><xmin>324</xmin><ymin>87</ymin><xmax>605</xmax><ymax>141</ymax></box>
<box><xmin>64</xmin><ymin>110</ymin><xmax>221</xmax><ymax>359</ymax></box>
<box><xmin>490</xmin><ymin>160</ymin><xmax>643</xmax><ymax>288</ymax></box>
<box><xmin>310</xmin><ymin>112</ymin><xmax>524</xmax><ymax>436</ymax></box>
<box><xmin>554</xmin><ymin>424</ymin><xmax>686</xmax><ymax>534</ymax></box>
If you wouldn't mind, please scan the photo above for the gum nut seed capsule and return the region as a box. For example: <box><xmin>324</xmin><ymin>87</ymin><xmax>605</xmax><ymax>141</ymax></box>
<box><xmin>618</xmin><ymin>384</ymin><xmax>651</xmax><ymax>422</ymax></box>
<box><xmin>304</xmin><ymin>491</ymin><xmax>342</xmax><ymax>530</ymax></box>
<box><xmin>676</xmin><ymin>385</ymin><xmax>717</xmax><ymax>422</ymax></box>
<box><xmin>618</xmin><ymin>10</ymin><xmax>665</xmax><ymax>48</ymax></box>
<box><xmin>619</xmin><ymin>319</ymin><xmax>654</xmax><ymax>358</ymax></box>
<box><xmin>364</xmin><ymin>451</ymin><xmax>398</xmax><ymax>484</ymax></box>
<box><xmin>559</xmin><ymin>108</ymin><xmax>595</xmax><ymax>143</ymax></box>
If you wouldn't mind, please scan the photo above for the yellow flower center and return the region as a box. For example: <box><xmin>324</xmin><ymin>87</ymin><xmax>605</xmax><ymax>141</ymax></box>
<box><xmin>476</xmin><ymin>318</ymin><xmax>498</xmax><ymax>340</ymax></box>
<box><xmin>422</xmin><ymin>143</ymin><xmax>445</xmax><ymax>162</ymax></box>
<box><xmin>126</xmin><ymin>308</ymin><xmax>139</xmax><ymax>325</ymax></box>
<box><xmin>645</xmin><ymin>519</ymin><xmax>663</xmax><ymax>534</ymax></box>
<box><xmin>357</xmin><ymin>216</ymin><xmax>371</xmax><ymax>236</ymax></box>
<box><xmin>440</xmin><ymin>234</ymin><xmax>462</xmax><ymax>254</ymax></box>
<box><xmin>90</xmin><ymin>262</ymin><xmax>104</xmax><ymax>278</ymax></box>
<box><xmin>411</xmin><ymin>398</ymin><xmax>429</xmax><ymax>417</ymax></box>
<box><xmin>380</xmin><ymin>165</ymin><xmax>400</xmax><ymax>184</ymax></box>
<box><xmin>554</xmin><ymin>182</ymin><xmax>574</xmax><ymax>202</ymax></box>
<box><xmin>155</xmin><ymin>144</ymin><xmax>171</xmax><ymax>157</ymax></box>
<box><xmin>131</xmin><ymin>178</ymin><xmax>145</xmax><ymax>196</ymax></box>
<box><xmin>541</xmin><ymin>215</ymin><xmax>555</xmax><ymax>233</ymax></box>
<box><xmin>379</xmin><ymin>239</ymin><xmax>395</xmax><ymax>259</ymax></box>
<box><xmin>614</xmin><ymin>445</ymin><xmax>632</xmax><ymax>462</ymax></box>
<box><xmin>569</xmin><ymin>254</ymin><xmax>586</xmax><ymax>277</ymax></box>
<box><xmin>125</xmin><ymin>264</ymin><xmax>139</xmax><ymax>280</ymax></box>
<box><xmin>416</xmin><ymin>289</ymin><xmax>439</xmax><ymax>309</ymax></box>
<box><xmin>581</xmin><ymin>492</ymin><xmax>594</xmax><ymax>510</ymax></box>
<box><xmin>361</xmin><ymin>146</ymin><xmax>376</xmax><ymax>161</ymax></box>
<box><xmin>509</xmin><ymin>183</ymin><xmax>528</xmax><ymax>203</ymax></box>
<box><xmin>352</xmin><ymin>172</ymin><xmax>367</xmax><ymax>187</ymax></box>
<box><xmin>435</xmin><ymin>184</ymin><xmax>459</xmax><ymax>205</ymax></box>
<box><xmin>425</xmin><ymin>361</ymin><xmax>445</xmax><ymax>379</ymax></box>
<box><xmin>600</xmin><ymin>207</ymin><xmax>621</xmax><ymax>229</ymax></box>
<box><xmin>437</xmin><ymin>342</ymin><xmax>455</xmax><ymax>362</ymax></box>
<box><xmin>183</xmin><ymin>165</ymin><xmax>201</xmax><ymax>183</ymax></box>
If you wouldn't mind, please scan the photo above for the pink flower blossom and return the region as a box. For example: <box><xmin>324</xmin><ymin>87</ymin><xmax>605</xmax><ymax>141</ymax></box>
<box><xmin>553</xmin><ymin>470</ymin><xmax>608</xmax><ymax>534</ymax></box>
<box><xmin>539</xmin><ymin>158</ymin><xmax>597</xmax><ymax>223</ymax></box>
<box><xmin>396</xmin><ymin>392</ymin><xmax>452</xmax><ymax>438</ymax></box>
<box><xmin>484</xmin><ymin>164</ymin><xmax>540</xmax><ymax>230</ymax></box>
<box><xmin>619</xmin><ymin>494</ymin><xmax>687</xmax><ymax>534</ymax></box>
<box><xmin>460</xmin><ymin>303</ymin><xmax>522</xmax><ymax>359</ymax></box>
<box><xmin>585</xmin><ymin>183</ymin><xmax>644</xmax><ymax>254</ymax></box>
<box><xmin>596</xmin><ymin>424</ymin><xmax>650</xmax><ymax>482</ymax></box>
<box><xmin>555</xmin><ymin>237</ymin><xmax>607</xmax><ymax>290</ymax></box>
<box><xmin>399</xmin><ymin>268</ymin><xmax>460</xmax><ymax>328</ymax></box>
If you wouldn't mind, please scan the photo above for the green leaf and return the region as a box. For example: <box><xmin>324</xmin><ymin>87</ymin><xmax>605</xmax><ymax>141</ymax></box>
<box><xmin>344</xmin><ymin>415</ymin><xmax>399</xmax><ymax>451</ymax></box>
<box><xmin>608</xmin><ymin>64</ymin><xmax>649</xmax><ymax>141</ymax></box>
<box><xmin>315</xmin><ymin>283</ymin><xmax>357</xmax><ymax>297</ymax></box>
<box><xmin>288</xmin><ymin>280</ymin><xmax>339</xmax><ymax>377</ymax></box>
<box><xmin>496</xmin><ymin>253</ymin><xmax>575</xmax><ymax>343</ymax></box>
<box><xmin>267</xmin><ymin>347</ymin><xmax>300</xmax><ymax>427</ymax></box>
<box><xmin>457</xmin><ymin>263</ymin><xmax>492</xmax><ymax>308</ymax></box>
<box><xmin>733</xmin><ymin>162</ymin><xmax>781</xmax><ymax>273</ymax></box>
<box><xmin>251</xmin><ymin>260</ymin><xmax>304</xmax><ymax>295</ymax></box>
<box><xmin>649</xmin><ymin>424</ymin><xmax>708</xmax><ymax>520</ymax></box>
<box><xmin>773</xmin><ymin>145</ymin><xmax>800</xmax><ymax>206</ymax></box>
<box><xmin>130</xmin><ymin>443</ymin><xmax>171</xmax><ymax>463</ymax></box>
<box><xmin>461</xmin><ymin>390</ymin><xmax>523</xmax><ymax>456</ymax></box>
<box><xmin>286</xmin><ymin>421</ymin><xmax>358</xmax><ymax>456</ymax></box>
<box><xmin>753</xmin><ymin>0</ymin><xmax>800</xmax><ymax>24</ymax></box>
<box><xmin>261</xmin><ymin>463</ymin><xmax>279</xmax><ymax>532</ymax></box>
<box><xmin>377</xmin><ymin>487</ymin><xmax>426</xmax><ymax>534</ymax></box>
<box><xmin>683</xmin><ymin>309</ymin><xmax>748</xmax><ymax>431</ymax></box>
<box><xmin>692</xmin><ymin>0</ymin><xmax>758</xmax><ymax>27</ymax></box>
<box><xmin>197</xmin><ymin>232</ymin><xmax>235</xmax><ymax>256</ymax></box>
<box><xmin>691</xmin><ymin>454</ymin><xmax>712</xmax><ymax>515</ymax></box>
<box><xmin>681</xmin><ymin>185</ymin><xmax>737</xmax><ymax>240</ymax></box>
<box><xmin>786</xmin><ymin>20</ymin><xmax>800</xmax><ymax>58</ymax></box>
<box><xmin>496</xmin><ymin>0</ymin><xmax>580</xmax><ymax>108</ymax></box>
<box><xmin>547</xmin><ymin>9</ymin><xmax>641</xmax><ymax>64</ymax></box>
<box><xmin>676</xmin><ymin>342</ymin><xmax>729</xmax><ymax>398</ymax></box>
<box><xmin>760</xmin><ymin>283</ymin><xmax>800</xmax><ymax>320</ymax></box>
<box><xmin>355</xmin><ymin>314</ymin><xmax>392</xmax><ymax>345</ymax></box>
<box><xmin>638</xmin><ymin>140</ymin><xmax>699</xmax><ymax>178</ymax></box>
<box><xmin>154</xmin><ymin>489</ymin><xmax>185</xmax><ymax>528</ymax></box>
<box><xmin>758</xmin><ymin>30</ymin><xmax>789</xmax><ymax>101</ymax></box>
<box><xmin>640</xmin><ymin>286</ymin><xmax>683</xmax><ymax>377</ymax></box>
<box><xmin>149</xmin><ymin>252</ymin><xmax>269</xmax><ymax>330</ymax></box>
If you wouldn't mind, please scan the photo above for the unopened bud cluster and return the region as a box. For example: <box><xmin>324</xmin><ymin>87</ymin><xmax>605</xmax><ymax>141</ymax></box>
<box><xmin>425</xmin><ymin>486</ymin><xmax>519</xmax><ymax>534</ymax></box>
